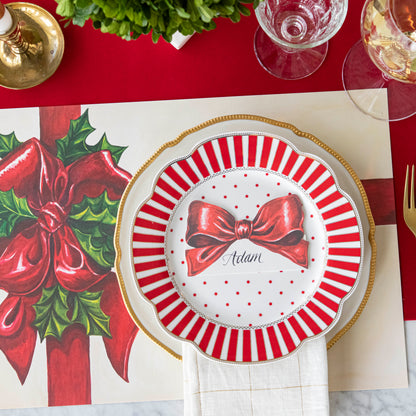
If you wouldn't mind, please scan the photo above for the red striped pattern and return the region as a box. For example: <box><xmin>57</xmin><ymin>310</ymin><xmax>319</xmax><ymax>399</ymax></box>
<box><xmin>328</xmin><ymin>247</ymin><xmax>361</xmax><ymax>257</ymax></box>
<box><xmin>314</xmin><ymin>292</ymin><xmax>339</xmax><ymax>313</ymax></box>
<box><xmin>151</xmin><ymin>192</ymin><xmax>175</xmax><ymax>210</ymax></box>
<box><xmin>199</xmin><ymin>322</ymin><xmax>216</xmax><ymax>352</ymax></box>
<box><xmin>234</xmin><ymin>136</ymin><xmax>243</xmax><ymax>167</ymax></box>
<box><xmin>156</xmin><ymin>292</ymin><xmax>180</xmax><ymax>313</ymax></box>
<box><xmin>212</xmin><ymin>326</ymin><xmax>227</xmax><ymax>359</ymax></box>
<box><xmin>164</xmin><ymin>166</ymin><xmax>192</xmax><ymax>192</ymax></box>
<box><xmin>316</xmin><ymin>191</ymin><xmax>343</xmax><ymax>209</ymax></box>
<box><xmin>255</xmin><ymin>329</ymin><xmax>267</xmax><ymax>361</ymax></box>
<box><xmin>278</xmin><ymin>322</ymin><xmax>296</xmax><ymax>352</ymax></box>
<box><xmin>266</xmin><ymin>326</ymin><xmax>282</xmax><ymax>358</ymax></box>
<box><xmin>145</xmin><ymin>282</ymin><xmax>174</xmax><ymax>300</ymax></box>
<box><xmin>260</xmin><ymin>136</ymin><xmax>273</xmax><ymax>168</ymax></box>
<box><xmin>156</xmin><ymin>177</ymin><xmax>182</xmax><ymax>200</ymax></box>
<box><xmin>243</xmin><ymin>330</ymin><xmax>252</xmax><ymax>362</ymax></box>
<box><xmin>177</xmin><ymin>159</ymin><xmax>200</xmax><ymax>184</ymax></box>
<box><xmin>328</xmin><ymin>233</ymin><xmax>361</xmax><ymax>243</ymax></box>
<box><xmin>298</xmin><ymin>310</ymin><xmax>322</xmax><ymax>335</ymax></box>
<box><xmin>248</xmin><ymin>135</ymin><xmax>257</xmax><ymax>167</ymax></box>
<box><xmin>218</xmin><ymin>137</ymin><xmax>232</xmax><ymax>169</ymax></box>
<box><xmin>135</xmin><ymin>217</ymin><xmax>166</xmax><ymax>232</ymax></box>
<box><xmin>227</xmin><ymin>329</ymin><xmax>239</xmax><ymax>361</ymax></box>
<box><xmin>319</xmin><ymin>281</ymin><xmax>348</xmax><ymax>298</ymax></box>
<box><xmin>324</xmin><ymin>270</ymin><xmax>356</xmax><ymax>287</ymax></box>
<box><xmin>171</xmin><ymin>310</ymin><xmax>196</xmax><ymax>336</ymax></box>
<box><xmin>301</xmin><ymin>164</ymin><xmax>326</xmax><ymax>190</ymax></box>
<box><xmin>137</xmin><ymin>270</ymin><xmax>169</xmax><ymax>287</ymax></box>
<box><xmin>282</xmin><ymin>150</ymin><xmax>299</xmax><ymax>176</ymax></box>
<box><xmin>310</xmin><ymin>176</ymin><xmax>335</xmax><ymax>199</ymax></box>
<box><xmin>307</xmin><ymin>301</ymin><xmax>333</xmax><ymax>326</ymax></box>
<box><xmin>325</xmin><ymin>217</ymin><xmax>358</xmax><ymax>231</ymax></box>
<box><xmin>327</xmin><ymin>259</ymin><xmax>360</xmax><ymax>272</ymax></box>
<box><xmin>140</xmin><ymin>203</ymin><xmax>170</xmax><ymax>221</ymax></box>
<box><xmin>132</xmin><ymin>247</ymin><xmax>164</xmax><ymax>257</ymax></box>
<box><xmin>130</xmin><ymin>134</ymin><xmax>362</xmax><ymax>363</ymax></box>
<box><xmin>204</xmin><ymin>141</ymin><xmax>221</xmax><ymax>173</ymax></box>
<box><xmin>161</xmin><ymin>301</ymin><xmax>187</xmax><ymax>327</ymax></box>
<box><xmin>271</xmin><ymin>141</ymin><xmax>287</xmax><ymax>171</ymax></box>
<box><xmin>322</xmin><ymin>202</ymin><xmax>353</xmax><ymax>220</ymax></box>
<box><xmin>186</xmin><ymin>317</ymin><xmax>205</xmax><ymax>341</ymax></box>
<box><xmin>134</xmin><ymin>258</ymin><xmax>166</xmax><ymax>272</ymax></box>
<box><xmin>292</xmin><ymin>157</ymin><xmax>313</xmax><ymax>182</ymax></box>
<box><xmin>191</xmin><ymin>150</ymin><xmax>210</xmax><ymax>177</ymax></box>
<box><xmin>132</xmin><ymin>233</ymin><xmax>164</xmax><ymax>243</ymax></box>
<box><xmin>288</xmin><ymin>316</ymin><xmax>307</xmax><ymax>342</ymax></box>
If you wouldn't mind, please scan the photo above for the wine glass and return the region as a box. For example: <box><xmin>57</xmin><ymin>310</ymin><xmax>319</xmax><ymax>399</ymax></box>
<box><xmin>342</xmin><ymin>0</ymin><xmax>416</xmax><ymax>121</ymax></box>
<box><xmin>254</xmin><ymin>0</ymin><xmax>348</xmax><ymax>80</ymax></box>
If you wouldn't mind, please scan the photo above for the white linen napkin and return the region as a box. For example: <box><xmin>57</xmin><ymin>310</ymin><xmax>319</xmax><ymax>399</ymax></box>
<box><xmin>183</xmin><ymin>337</ymin><xmax>329</xmax><ymax>416</ymax></box>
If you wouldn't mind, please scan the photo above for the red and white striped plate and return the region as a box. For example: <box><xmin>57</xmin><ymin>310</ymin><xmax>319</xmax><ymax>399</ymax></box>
<box><xmin>129</xmin><ymin>133</ymin><xmax>362</xmax><ymax>363</ymax></box>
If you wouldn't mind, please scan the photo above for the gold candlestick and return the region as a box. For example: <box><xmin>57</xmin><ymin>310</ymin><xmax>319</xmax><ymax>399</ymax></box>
<box><xmin>0</xmin><ymin>2</ymin><xmax>64</xmax><ymax>89</ymax></box>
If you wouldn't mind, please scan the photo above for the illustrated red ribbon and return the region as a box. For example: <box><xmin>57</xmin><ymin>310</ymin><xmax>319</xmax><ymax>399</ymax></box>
<box><xmin>0</xmin><ymin>138</ymin><xmax>135</xmax><ymax>385</ymax></box>
<box><xmin>185</xmin><ymin>194</ymin><xmax>309</xmax><ymax>276</ymax></box>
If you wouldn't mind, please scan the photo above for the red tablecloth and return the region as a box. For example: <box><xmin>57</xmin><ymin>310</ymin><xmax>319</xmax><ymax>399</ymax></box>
<box><xmin>1</xmin><ymin>0</ymin><xmax>415</xmax><ymax>320</ymax></box>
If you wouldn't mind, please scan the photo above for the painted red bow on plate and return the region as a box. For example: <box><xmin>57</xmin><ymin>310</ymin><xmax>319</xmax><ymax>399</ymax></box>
<box><xmin>185</xmin><ymin>194</ymin><xmax>309</xmax><ymax>276</ymax></box>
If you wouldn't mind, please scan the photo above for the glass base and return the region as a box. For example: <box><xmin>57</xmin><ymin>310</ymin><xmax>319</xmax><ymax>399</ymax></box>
<box><xmin>342</xmin><ymin>40</ymin><xmax>416</xmax><ymax>122</ymax></box>
<box><xmin>254</xmin><ymin>27</ymin><xmax>328</xmax><ymax>80</ymax></box>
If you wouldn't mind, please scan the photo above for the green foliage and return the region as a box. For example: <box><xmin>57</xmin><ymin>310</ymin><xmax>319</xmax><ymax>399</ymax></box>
<box><xmin>32</xmin><ymin>285</ymin><xmax>72</xmax><ymax>340</ymax></box>
<box><xmin>68</xmin><ymin>190</ymin><xmax>119</xmax><ymax>269</ymax></box>
<box><xmin>69</xmin><ymin>190</ymin><xmax>119</xmax><ymax>225</ymax></box>
<box><xmin>72</xmin><ymin>290</ymin><xmax>111</xmax><ymax>337</ymax></box>
<box><xmin>56</xmin><ymin>110</ymin><xmax>127</xmax><ymax>166</ymax></box>
<box><xmin>0</xmin><ymin>188</ymin><xmax>36</xmax><ymax>238</ymax></box>
<box><xmin>54</xmin><ymin>0</ymin><xmax>255</xmax><ymax>42</ymax></box>
<box><xmin>32</xmin><ymin>285</ymin><xmax>112</xmax><ymax>340</ymax></box>
<box><xmin>69</xmin><ymin>219</ymin><xmax>116</xmax><ymax>269</ymax></box>
<box><xmin>0</xmin><ymin>132</ymin><xmax>21</xmax><ymax>158</ymax></box>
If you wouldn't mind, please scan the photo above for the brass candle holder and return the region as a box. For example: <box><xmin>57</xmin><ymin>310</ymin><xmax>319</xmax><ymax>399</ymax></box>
<box><xmin>0</xmin><ymin>2</ymin><xmax>64</xmax><ymax>89</ymax></box>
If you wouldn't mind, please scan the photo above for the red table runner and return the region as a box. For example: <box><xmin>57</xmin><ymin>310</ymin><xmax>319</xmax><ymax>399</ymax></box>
<box><xmin>1</xmin><ymin>0</ymin><xmax>414</xmax><ymax>320</ymax></box>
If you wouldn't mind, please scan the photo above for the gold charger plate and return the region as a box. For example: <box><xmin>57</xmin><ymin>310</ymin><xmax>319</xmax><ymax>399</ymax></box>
<box><xmin>115</xmin><ymin>115</ymin><xmax>376</xmax><ymax>360</ymax></box>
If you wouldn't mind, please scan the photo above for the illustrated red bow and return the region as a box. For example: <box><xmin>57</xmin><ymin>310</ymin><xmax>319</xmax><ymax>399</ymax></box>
<box><xmin>185</xmin><ymin>195</ymin><xmax>309</xmax><ymax>276</ymax></box>
<box><xmin>0</xmin><ymin>138</ymin><xmax>136</xmax><ymax>384</ymax></box>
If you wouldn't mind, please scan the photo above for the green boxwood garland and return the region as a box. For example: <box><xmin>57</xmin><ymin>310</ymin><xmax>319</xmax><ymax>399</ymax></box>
<box><xmin>55</xmin><ymin>0</ymin><xmax>259</xmax><ymax>43</ymax></box>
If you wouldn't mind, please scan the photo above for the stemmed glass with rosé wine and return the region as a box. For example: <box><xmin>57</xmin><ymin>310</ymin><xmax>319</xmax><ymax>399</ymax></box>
<box><xmin>343</xmin><ymin>0</ymin><xmax>416</xmax><ymax>121</ymax></box>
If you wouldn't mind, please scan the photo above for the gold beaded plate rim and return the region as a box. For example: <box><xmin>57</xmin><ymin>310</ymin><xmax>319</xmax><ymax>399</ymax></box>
<box><xmin>115</xmin><ymin>114</ymin><xmax>376</xmax><ymax>361</ymax></box>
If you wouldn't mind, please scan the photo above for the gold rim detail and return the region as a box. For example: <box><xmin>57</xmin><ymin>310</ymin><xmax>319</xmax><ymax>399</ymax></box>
<box><xmin>114</xmin><ymin>114</ymin><xmax>377</xmax><ymax>360</ymax></box>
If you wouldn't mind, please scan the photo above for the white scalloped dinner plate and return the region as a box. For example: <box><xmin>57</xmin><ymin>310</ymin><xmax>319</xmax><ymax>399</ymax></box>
<box><xmin>115</xmin><ymin>116</ymin><xmax>375</xmax><ymax>364</ymax></box>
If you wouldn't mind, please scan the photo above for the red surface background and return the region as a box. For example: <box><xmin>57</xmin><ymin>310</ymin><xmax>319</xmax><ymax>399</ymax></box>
<box><xmin>1</xmin><ymin>0</ymin><xmax>415</xmax><ymax>319</ymax></box>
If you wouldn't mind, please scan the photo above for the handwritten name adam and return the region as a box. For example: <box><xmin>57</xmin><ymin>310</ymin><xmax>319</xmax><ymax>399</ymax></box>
<box><xmin>222</xmin><ymin>250</ymin><xmax>264</xmax><ymax>266</ymax></box>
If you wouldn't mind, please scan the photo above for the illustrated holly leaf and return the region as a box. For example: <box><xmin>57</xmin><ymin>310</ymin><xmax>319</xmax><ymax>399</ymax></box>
<box><xmin>69</xmin><ymin>191</ymin><xmax>120</xmax><ymax>225</ymax></box>
<box><xmin>72</xmin><ymin>290</ymin><xmax>111</xmax><ymax>337</ymax></box>
<box><xmin>69</xmin><ymin>220</ymin><xmax>115</xmax><ymax>268</ymax></box>
<box><xmin>56</xmin><ymin>110</ymin><xmax>127</xmax><ymax>166</ymax></box>
<box><xmin>56</xmin><ymin>110</ymin><xmax>96</xmax><ymax>166</ymax></box>
<box><xmin>0</xmin><ymin>188</ymin><xmax>37</xmax><ymax>237</ymax></box>
<box><xmin>0</xmin><ymin>132</ymin><xmax>21</xmax><ymax>158</ymax></box>
<box><xmin>88</xmin><ymin>133</ymin><xmax>127</xmax><ymax>164</ymax></box>
<box><xmin>32</xmin><ymin>285</ymin><xmax>72</xmax><ymax>341</ymax></box>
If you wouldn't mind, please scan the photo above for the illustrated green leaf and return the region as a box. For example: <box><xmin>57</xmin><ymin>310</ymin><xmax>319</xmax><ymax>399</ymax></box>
<box><xmin>69</xmin><ymin>220</ymin><xmax>115</xmax><ymax>268</ymax></box>
<box><xmin>0</xmin><ymin>188</ymin><xmax>37</xmax><ymax>237</ymax></box>
<box><xmin>56</xmin><ymin>110</ymin><xmax>127</xmax><ymax>166</ymax></box>
<box><xmin>87</xmin><ymin>133</ymin><xmax>127</xmax><ymax>164</ymax></box>
<box><xmin>69</xmin><ymin>190</ymin><xmax>120</xmax><ymax>225</ymax></box>
<box><xmin>72</xmin><ymin>290</ymin><xmax>111</xmax><ymax>337</ymax></box>
<box><xmin>0</xmin><ymin>132</ymin><xmax>21</xmax><ymax>158</ymax></box>
<box><xmin>56</xmin><ymin>110</ymin><xmax>96</xmax><ymax>165</ymax></box>
<box><xmin>32</xmin><ymin>285</ymin><xmax>72</xmax><ymax>341</ymax></box>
